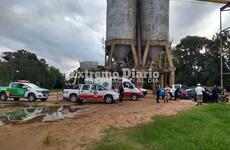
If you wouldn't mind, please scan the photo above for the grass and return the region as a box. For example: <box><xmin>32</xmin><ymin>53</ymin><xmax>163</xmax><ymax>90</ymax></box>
<box><xmin>42</xmin><ymin>132</ymin><xmax>51</xmax><ymax>145</ymax></box>
<box><xmin>92</xmin><ymin>104</ymin><xmax>230</xmax><ymax>150</ymax></box>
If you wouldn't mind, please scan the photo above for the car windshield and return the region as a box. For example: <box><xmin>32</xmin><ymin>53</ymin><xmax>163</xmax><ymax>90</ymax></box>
<box><xmin>25</xmin><ymin>83</ymin><xmax>40</xmax><ymax>88</ymax></box>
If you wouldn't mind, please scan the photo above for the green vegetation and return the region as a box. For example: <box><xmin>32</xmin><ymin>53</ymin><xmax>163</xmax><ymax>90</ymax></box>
<box><xmin>143</xmin><ymin>32</ymin><xmax>230</xmax><ymax>90</ymax></box>
<box><xmin>0</xmin><ymin>50</ymin><xmax>65</xmax><ymax>89</ymax></box>
<box><xmin>173</xmin><ymin>32</ymin><xmax>230</xmax><ymax>89</ymax></box>
<box><xmin>6</xmin><ymin>109</ymin><xmax>27</xmax><ymax>120</ymax></box>
<box><xmin>93</xmin><ymin>104</ymin><xmax>230</xmax><ymax>150</ymax></box>
<box><xmin>42</xmin><ymin>132</ymin><xmax>51</xmax><ymax>145</ymax></box>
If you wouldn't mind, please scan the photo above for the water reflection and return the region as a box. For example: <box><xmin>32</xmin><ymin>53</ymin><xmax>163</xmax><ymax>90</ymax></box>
<box><xmin>0</xmin><ymin>104</ymin><xmax>82</xmax><ymax>125</ymax></box>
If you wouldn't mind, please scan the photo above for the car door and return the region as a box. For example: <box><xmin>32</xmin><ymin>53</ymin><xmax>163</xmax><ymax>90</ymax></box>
<box><xmin>94</xmin><ymin>85</ymin><xmax>105</xmax><ymax>100</ymax></box>
<box><xmin>79</xmin><ymin>84</ymin><xmax>93</xmax><ymax>99</ymax></box>
<box><xmin>123</xmin><ymin>81</ymin><xmax>134</xmax><ymax>98</ymax></box>
<box><xmin>10</xmin><ymin>83</ymin><xmax>26</xmax><ymax>97</ymax></box>
<box><xmin>87</xmin><ymin>84</ymin><xmax>102</xmax><ymax>101</ymax></box>
<box><xmin>9</xmin><ymin>83</ymin><xmax>17</xmax><ymax>97</ymax></box>
<box><xmin>17</xmin><ymin>83</ymin><xmax>27</xmax><ymax>97</ymax></box>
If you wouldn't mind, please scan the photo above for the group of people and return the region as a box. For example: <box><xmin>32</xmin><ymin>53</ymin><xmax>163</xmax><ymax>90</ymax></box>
<box><xmin>156</xmin><ymin>83</ymin><xmax>221</xmax><ymax>106</ymax></box>
<box><xmin>195</xmin><ymin>84</ymin><xmax>220</xmax><ymax>106</ymax></box>
<box><xmin>156</xmin><ymin>85</ymin><xmax>179</xmax><ymax>103</ymax></box>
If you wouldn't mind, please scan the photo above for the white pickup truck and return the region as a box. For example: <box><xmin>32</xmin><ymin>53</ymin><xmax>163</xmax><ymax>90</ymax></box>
<box><xmin>85</xmin><ymin>78</ymin><xmax>144</xmax><ymax>101</ymax></box>
<box><xmin>63</xmin><ymin>84</ymin><xmax>120</xmax><ymax>104</ymax></box>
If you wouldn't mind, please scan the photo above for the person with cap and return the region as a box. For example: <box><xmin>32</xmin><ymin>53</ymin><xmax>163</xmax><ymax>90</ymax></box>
<box><xmin>195</xmin><ymin>83</ymin><xmax>205</xmax><ymax>106</ymax></box>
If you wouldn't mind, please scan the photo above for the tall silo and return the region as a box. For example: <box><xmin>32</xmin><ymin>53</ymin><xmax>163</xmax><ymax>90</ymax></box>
<box><xmin>105</xmin><ymin>0</ymin><xmax>138</xmax><ymax>67</ymax></box>
<box><xmin>105</xmin><ymin>0</ymin><xmax>174</xmax><ymax>85</ymax></box>
<box><xmin>141</xmin><ymin>0</ymin><xmax>170</xmax><ymax>65</ymax></box>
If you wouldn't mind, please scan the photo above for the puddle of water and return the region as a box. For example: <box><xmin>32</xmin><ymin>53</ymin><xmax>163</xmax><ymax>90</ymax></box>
<box><xmin>0</xmin><ymin>104</ymin><xmax>86</xmax><ymax>126</ymax></box>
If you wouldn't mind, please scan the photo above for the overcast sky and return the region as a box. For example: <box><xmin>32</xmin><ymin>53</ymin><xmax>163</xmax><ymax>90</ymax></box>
<box><xmin>0</xmin><ymin>0</ymin><xmax>229</xmax><ymax>75</ymax></box>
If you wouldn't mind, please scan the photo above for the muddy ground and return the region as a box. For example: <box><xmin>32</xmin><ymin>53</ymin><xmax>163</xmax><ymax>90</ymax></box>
<box><xmin>0</xmin><ymin>92</ymin><xmax>195</xmax><ymax>150</ymax></box>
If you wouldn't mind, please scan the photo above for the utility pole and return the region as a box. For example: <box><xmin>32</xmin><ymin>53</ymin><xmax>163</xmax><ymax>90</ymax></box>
<box><xmin>220</xmin><ymin>9</ymin><xmax>223</xmax><ymax>90</ymax></box>
<box><xmin>220</xmin><ymin>2</ymin><xmax>230</xmax><ymax>90</ymax></box>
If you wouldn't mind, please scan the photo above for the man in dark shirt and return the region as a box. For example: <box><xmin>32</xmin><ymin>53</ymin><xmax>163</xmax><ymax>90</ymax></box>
<box><xmin>119</xmin><ymin>82</ymin><xmax>124</xmax><ymax>102</ymax></box>
<box><xmin>174</xmin><ymin>88</ymin><xmax>180</xmax><ymax>100</ymax></box>
<box><xmin>212</xmin><ymin>85</ymin><xmax>220</xmax><ymax>103</ymax></box>
<box><xmin>156</xmin><ymin>86</ymin><xmax>160</xmax><ymax>103</ymax></box>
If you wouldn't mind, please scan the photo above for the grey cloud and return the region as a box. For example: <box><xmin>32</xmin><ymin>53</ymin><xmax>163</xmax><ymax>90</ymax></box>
<box><xmin>170</xmin><ymin>0</ymin><xmax>223</xmax><ymax>43</ymax></box>
<box><xmin>0</xmin><ymin>0</ymin><xmax>106</xmax><ymax>73</ymax></box>
<box><xmin>0</xmin><ymin>0</ymin><xmax>228</xmax><ymax>74</ymax></box>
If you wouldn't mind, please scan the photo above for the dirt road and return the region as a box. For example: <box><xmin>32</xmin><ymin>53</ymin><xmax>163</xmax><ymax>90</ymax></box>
<box><xmin>0</xmin><ymin>93</ymin><xmax>195</xmax><ymax>150</ymax></box>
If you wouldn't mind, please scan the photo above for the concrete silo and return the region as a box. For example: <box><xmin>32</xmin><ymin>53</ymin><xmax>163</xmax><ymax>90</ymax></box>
<box><xmin>105</xmin><ymin>0</ymin><xmax>175</xmax><ymax>85</ymax></box>
<box><xmin>140</xmin><ymin>0</ymin><xmax>174</xmax><ymax>85</ymax></box>
<box><xmin>105</xmin><ymin>0</ymin><xmax>138</xmax><ymax>67</ymax></box>
<box><xmin>141</xmin><ymin>0</ymin><xmax>169</xmax><ymax>64</ymax></box>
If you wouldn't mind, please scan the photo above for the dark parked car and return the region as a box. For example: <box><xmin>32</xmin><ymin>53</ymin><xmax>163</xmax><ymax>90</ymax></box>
<box><xmin>179</xmin><ymin>87</ymin><xmax>212</xmax><ymax>103</ymax></box>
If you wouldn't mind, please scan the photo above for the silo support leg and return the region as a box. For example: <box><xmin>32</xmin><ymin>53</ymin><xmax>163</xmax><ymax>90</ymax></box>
<box><xmin>166</xmin><ymin>46</ymin><xmax>175</xmax><ymax>85</ymax></box>
<box><xmin>131</xmin><ymin>44</ymin><xmax>138</xmax><ymax>67</ymax></box>
<box><xmin>170</xmin><ymin>71</ymin><xmax>175</xmax><ymax>87</ymax></box>
<box><xmin>142</xmin><ymin>41</ymin><xmax>150</xmax><ymax>66</ymax></box>
<box><xmin>165</xmin><ymin>45</ymin><xmax>174</xmax><ymax>69</ymax></box>
<box><xmin>106</xmin><ymin>45</ymin><xmax>115</xmax><ymax>66</ymax></box>
<box><xmin>160</xmin><ymin>73</ymin><xmax>164</xmax><ymax>87</ymax></box>
<box><xmin>157</xmin><ymin>52</ymin><xmax>162</xmax><ymax>68</ymax></box>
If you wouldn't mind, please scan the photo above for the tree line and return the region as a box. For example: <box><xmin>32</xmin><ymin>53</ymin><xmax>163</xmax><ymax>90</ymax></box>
<box><xmin>173</xmin><ymin>32</ymin><xmax>230</xmax><ymax>90</ymax></box>
<box><xmin>0</xmin><ymin>50</ymin><xmax>65</xmax><ymax>89</ymax></box>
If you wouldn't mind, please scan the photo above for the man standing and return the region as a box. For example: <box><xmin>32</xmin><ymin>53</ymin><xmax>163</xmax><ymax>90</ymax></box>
<box><xmin>156</xmin><ymin>86</ymin><xmax>160</xmax><ymax>103</ymax></box>
<box><xmin>212</xmin><ymin>85</ymin><xmax>220</xmax><ymax>103</ymax></box>
<box><xmin>174</xmin><ymin>88</ymin><xmax>180</xmax><ymax>100</ymax></box>
<box><xmin>195</xmin><ymin>83</ymin><xmax>205</xmax><ymax>106</ymax></box>
<box><xmin>164</xmin><ymin>85</ymin><xmax>171</xmax><ymax>103</ymax></box>
<box><xmin>118</xmin><ymin>81</ymin><xmax>124</xmax><ymax>102</ymax></box>
<box><xmin>159</xmin><ymin>87</ymin><xmax>165</xmax><ymax>100</ymax></box>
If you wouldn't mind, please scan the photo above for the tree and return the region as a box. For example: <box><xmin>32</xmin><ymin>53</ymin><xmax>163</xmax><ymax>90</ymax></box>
<box><xmin>173</xmin><ymin>32</ymin><xmax>230</xmax><ymax>90</ymax></box>
<box><xmin>0</xmin><ymin>50</ymin><xmax>65</xmax><ymax>89</ymax></box>
<box><xmin>173</xmin><ymin>36</ymin><xmax>211</xmax><ymax>86</ymax></box>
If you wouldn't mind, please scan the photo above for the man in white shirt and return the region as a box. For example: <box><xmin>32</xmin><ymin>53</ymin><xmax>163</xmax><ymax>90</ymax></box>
<box><xmin>195</xmin><ymin>83</ymin><xmax>205</xmax><ymax>106</ymax></box>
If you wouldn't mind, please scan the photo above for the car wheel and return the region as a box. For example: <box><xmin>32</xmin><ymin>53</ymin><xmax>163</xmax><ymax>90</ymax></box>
<box><xmin>40</xmin><ymin>98</ymin><xmax>48</xmax><ymax>101</ymax></box>
<box><xmin>0</xmin><ymin>92</ymin><xmax>8</xmax><ymax>101</ymax></box>
<box><xmin>104</xmin><ymin>95</ymin><xmax>113</xmax><ymax>104</ymax></box>
<box><xmin>70</xmin><ymin>94</ymin><xmax>79</xmax><ymax>103</ymax></box>
<box><xmin>28</xmin><ymin>93</ymin><xmax>36</xmax><ymax>102</ymax></box>
<box><xmin>14</xmin><ymin>98</ymin><xmax>20</xmax><ymax>101</ymax></box>
<box><xmin>131</xmin><ymin>94</ymin><xmax>138</xmax><ymax>101</ymax></box>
